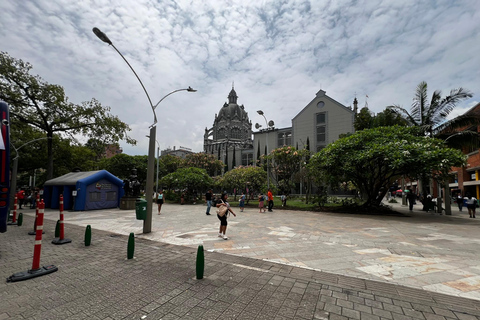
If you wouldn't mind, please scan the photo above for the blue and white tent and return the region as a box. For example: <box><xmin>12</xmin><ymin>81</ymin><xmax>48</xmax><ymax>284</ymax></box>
<box><xmin>43</xmin><ymin>170</ymin><xmax>124</xmax><ymax>211</ymax></box>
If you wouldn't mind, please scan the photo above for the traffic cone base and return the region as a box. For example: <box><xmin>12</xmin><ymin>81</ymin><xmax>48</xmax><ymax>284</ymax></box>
<box><xmin>6</xmin><ymin>265</ymin><xmax>58</xmax><ymax>282</ymax></box>
<box><xmin>52</xmin><ymin>238</ymin><xmax>72</xmax><ymax>245</ymax></box>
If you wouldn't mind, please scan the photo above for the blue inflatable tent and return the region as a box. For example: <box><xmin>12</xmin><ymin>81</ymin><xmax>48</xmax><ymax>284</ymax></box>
<box><xmin>43</xmin><ymin>170</ymin><xmax>124</xmax><ymax>211</ymax></box>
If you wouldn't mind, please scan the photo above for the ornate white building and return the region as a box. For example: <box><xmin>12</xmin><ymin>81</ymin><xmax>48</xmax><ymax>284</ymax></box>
<box><xmin>203</xmin><ymin>86</ymin><xmax>254</xmax><ymax>170</ymax></box>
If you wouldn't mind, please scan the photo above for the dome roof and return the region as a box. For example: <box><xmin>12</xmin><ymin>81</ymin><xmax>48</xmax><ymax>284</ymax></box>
<box><xmin>218</xmin><ymin>103</ymin><xmax>247</xmax><ymax>120</ymax></box>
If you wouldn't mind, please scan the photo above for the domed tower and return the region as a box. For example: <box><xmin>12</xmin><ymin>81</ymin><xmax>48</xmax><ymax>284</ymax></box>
<box><xmin>204</xmin><ymin>85</ymin><xmax>254</xmax><ymax>172</ymax></box>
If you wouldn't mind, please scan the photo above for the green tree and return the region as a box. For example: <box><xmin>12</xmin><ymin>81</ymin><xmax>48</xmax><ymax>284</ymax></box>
<box><xmin>308</xmin><ymin>126</ymin><xmax>466</xmax><ymax>207</ymax></box>
<box><xmin>160</xmin><ymin>167</ymin><xmax>213</xmax><ymax>194</ymax></box>
<box><xmin>373</xmin><ymin>108</ymin><xmax>408</xmax><ymax>128</ymax></box>
<box><xmin>264</xmin><ymin>146</ymin><xmax>310</xmax><ymax>194</ymax></box>
<box><xmin>218</xmin><ymin>166</ymin><xmax>266</xmax><ymax>198</ymax></box>
<box><xmin>98</xmin><ymin>154</ymin><xmax>148</xmax><ymax>183</ymax></box>
<box><xmin>0</xmin><ymin>52</ymin><xmax>136</xmax><ymax>179</ymax></box>
<box><xmin>354</xmin><ymin>107</ymin><xmax>374</xmax><ymax>131</ymax></box>
<box><xmin>158</xmin><ymin>154</ymin><xmax>183</xmax><ymax>177</ymax></box>
<box><xmin>183</xmin><ymin>152</ymin><xmax>223</xmax><ymax>176</ymax></box>
<box><xmin>256</xmin><ymin>141</ymin><xmax>261</xmax><ymax>165</ymax></box>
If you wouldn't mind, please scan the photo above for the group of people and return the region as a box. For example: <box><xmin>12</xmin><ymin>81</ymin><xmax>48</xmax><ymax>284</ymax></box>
<box><xmin>400</xmin><ymin>187</ymin><xmax>478</xmax><ymax>218</ymax></box>
<box><xmin>15</xmin><ymin>189</ymin><xmax>39</xmax><ymax>209</ymax></box>
<box><xmin>257</xmin><ymin>188</ymin><xmax>274</xmax><ymax>212</ymax></box>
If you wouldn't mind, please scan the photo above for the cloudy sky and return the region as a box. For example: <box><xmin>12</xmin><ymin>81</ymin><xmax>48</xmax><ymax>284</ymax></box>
<box><xmin>1</xmin><ymin>0</ymin><xmax>479</xmax><ymax>155</ymax></box>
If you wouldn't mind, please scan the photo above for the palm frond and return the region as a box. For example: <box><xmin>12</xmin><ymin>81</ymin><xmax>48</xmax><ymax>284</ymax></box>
<box><xmin>411</xmin><ymin>81</ymin><xmax>428</xmax><ymax>125</ymax></box>
<box><xmin>427</xmin><ymin>90</ymin><xmax>443</xmax><ymax>125</ymax></box>
<box><xmin>386</xmin><ymin>105</ymin><xmax>417</xmax><ymax>126</ymax></box>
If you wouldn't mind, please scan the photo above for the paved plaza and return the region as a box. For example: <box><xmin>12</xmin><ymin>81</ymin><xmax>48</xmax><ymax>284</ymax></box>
<box><xmin>2</xmin><ymin>200</ymin><xmax>480</xmax><ymax>319</ymax></box>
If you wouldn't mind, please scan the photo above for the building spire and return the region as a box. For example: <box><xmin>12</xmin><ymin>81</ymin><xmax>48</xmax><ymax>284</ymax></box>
<box><xmin>228</xmin><ymin>83</ymin><xmax>238</xmax><ymax>104</ymax></box>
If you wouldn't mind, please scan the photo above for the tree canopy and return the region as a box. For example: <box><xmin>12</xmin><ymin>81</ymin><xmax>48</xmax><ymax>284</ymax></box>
<box><xmin>182</xmin><ymin>152</ymin><xmax>223</xmax><ymax>176</ymax></box>
<box><xmin>0</xmin><ymin>52</ymin><xmax>136</xmax><ymax>179</ymax></box>
<box><xmin>308</xmin><ymin>126</ymin><xmax>466</xmax><ymax>207</ymax></box>
<box><xmin>218</xmin><ymin>165</ymin><xmax>267</xmax><ymax>195</ymax></box>
<box><xmin>263</xmin><ymin>146</ymin><xmax>309</xmax><ymax>194</ymax></box>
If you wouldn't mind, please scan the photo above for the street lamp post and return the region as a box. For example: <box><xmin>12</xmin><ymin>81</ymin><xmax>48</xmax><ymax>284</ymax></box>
<box><xmin>256</xmin><ymin>110</ymin><xmax>274</xmax><ymax>189</ymax></box>
<box><xmin>155</xmin><ymin>140</ymin><xmax>160</xmax><ymax>196</ymax></box>
<box><xmin>93</xmin><ymin>27</ymin><xmax>196</xmax><ymax>234</ymax></box>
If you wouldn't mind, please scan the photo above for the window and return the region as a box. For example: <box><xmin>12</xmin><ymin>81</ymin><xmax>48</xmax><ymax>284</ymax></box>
<box><xmin>89</xmin><ymin>192</ymin><xmax>101</xmax><ymax>202</ymax></box>
<box><xmin>277</xmin><ymin>131</ymin><xmax>292</xmax><ymax>147</ymax></box>
<box><xmin>242</xmin><ymin>153</ymin><xmax>254</xmax><ymax>166</ymax></box>
<box><xmin>317</xmin><ymin>126</ymin><xmax>326</xmax><ymax>142</ymax></box>
<box><xmin>106</xmin><ymin>192</ymin><xmax>117</xmax><ymax>201</ymax></box>
<box><xmin>217</xmin><ymin>128</ymin><xmax>225</xmax><ymax>139</ymax></box>
<box><xmin>316</xmin><ymin>112</ymin><xmax>327</xmax><ymax>149</ymax></box>
<box><xmin>316</xmin><ymin>113</ymin><xmax>326</xmax><ymax>124</ymax></box>
<box><xmin>231</xmin><ymin>128</ymin><xmax>241</xmax><ymax>139</ymax></box>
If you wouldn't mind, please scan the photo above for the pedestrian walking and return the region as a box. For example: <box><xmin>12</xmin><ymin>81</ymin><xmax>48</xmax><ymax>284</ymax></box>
<box><xmin>156</xmin><ymin>190</ymin><xmax>164</xmax><ymax>215</ymax></box>
<box><xmin>205</xmin><ymin>189</ymin><xmax>213</xmax><ymax>215</ymax></box>
<box><xmin>405</xmin><ymin>187</ymin><xmax>416</xmax><ymax>211</ymax></box>
<box><xmin>239</xmin><ymin>192</ymin><xmax>245</xmax><ymax>212</ymax></box>
<box><xmin>464</xmin><ymin>193</ymin><xmax>477</xmax><ymax>218</ymax></box>
<box><xmin>267</xmin><ymin>188</ymin><xmax>274</xmax><ymax>212</ymax></box>
<box><xmin>457</xmin><ymin>193</ymin><xmax>463</xmax><ymax>212</ymax></box>
<box><xmin>281</xmin><ymin>194</ymin><xmax>287</xmax><ymax>207</ymax></box>
<box><xmin>216</xmin><ymin>193</ymin><xmax>236</xmax><ymax>240</ymax></box>
<box><xmin>258</xmin><ymin>193</ymin><xmax>266</xmax><ymax>213</ymax></box>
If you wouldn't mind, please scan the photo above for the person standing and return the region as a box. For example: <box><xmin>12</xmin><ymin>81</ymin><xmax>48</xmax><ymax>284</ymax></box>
<box><xmin>267</xmin><ymin>188</ymin><xmax>274</xmax><ymax>212</ymax></box>
<box><xmin>16</xmin><ymin>189</ymin><xmax>25</xmax><ymax>209</ymax></box>
<box><xmin>457</xmin><ymin>193</ymin><xmax>464</xmax><ymax>212</ymax></box>
<box><xmin>205</xmin><ymin>189</ymin><xmax>213</xmax><ymax>215</ymax></box>
<box><xmin>156</xmin><ymin>190</ymin><xmax>164</xmax><ymax>215</ymax></box>
<box><xmin>406</xmin><ymin>187</ymin><xmax>416</xmax><ymax>211</ymax></box>
<box><xmin>239</xmin><ymin>192</ymin><xmax>245</xmax><ymax>212</ymax></box>
<box><xmin>216</xmin><ymin>193</ymin><xmax>236</xmax><ymax>240</ymax></box>
<box><xmin>464</xmin><ymin>193</ymin><xmax>477</xmax><ymax>218</ymax></box>
<box><xmin>258</xmin><ymin>193</ymin><xmax>266</xmax><ymax>213</ymax></box>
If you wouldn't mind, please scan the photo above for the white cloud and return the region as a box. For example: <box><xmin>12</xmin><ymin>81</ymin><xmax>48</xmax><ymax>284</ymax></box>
<box><xmin>1</xmin><ymin>0</ymin><xmax>478</xmax><ymax>156</ymax></box>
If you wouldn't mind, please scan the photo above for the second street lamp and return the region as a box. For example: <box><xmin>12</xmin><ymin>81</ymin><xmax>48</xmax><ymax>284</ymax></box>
<box><xmin>93</xmin><ymin>27</ymin><xmax>196</xmax><ymax>233</ymax></box>
<box><xmin>256</xmin><ymin>110</ymin><xmax>274</xmax><ymax>189</ymax></box>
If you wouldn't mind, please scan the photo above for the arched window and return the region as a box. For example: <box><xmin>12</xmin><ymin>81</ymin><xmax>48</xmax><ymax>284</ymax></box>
<box><xmin>217</xmin><ymin>128</ymin><xmax>225</xmax><ymax>139</ymax></box>
<box><xmin>231</xmin><ymin>128</ymin><xmax>241</xmax><ymax>139</ymax></box>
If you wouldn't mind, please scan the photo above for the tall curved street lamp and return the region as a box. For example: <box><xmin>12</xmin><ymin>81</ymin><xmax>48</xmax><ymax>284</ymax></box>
<box><xmin>93</xmin><ymin>27</ymin><xmax>196</xmax><ymax>233</ymax></box>
<box><xmin>256</xmin><ymin>110</ymin><xmax>274</xmax><ymax>189</ymax></box>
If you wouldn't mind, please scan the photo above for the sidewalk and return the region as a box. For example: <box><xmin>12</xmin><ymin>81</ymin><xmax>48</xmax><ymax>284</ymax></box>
<box><xmin>2</xmin><ymin>202</ymin><xmax>480</xmax><ymax>319</ymax></box>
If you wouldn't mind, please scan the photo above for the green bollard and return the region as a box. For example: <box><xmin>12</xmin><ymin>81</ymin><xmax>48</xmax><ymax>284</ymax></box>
<box><xmin>127</xmin><ymin>232</ymin><xmax>135</xmax><ymax>259</ymax></box>
<box><xmin>17</xmin><ymin>213</ymin><xmax>23</xmax><ymax>227</ymax></box>
<box><xmin>84</xmin><ymin>225</ymin><xmax>91</xmax><ymax>246</ymax></box>
<box><xmin>196</xmin><ymin>245</ymin><xmax>204</xmax><ymax>279</ymax></box>
<box><xmin>55</xmin><ymin>220</ymin><xmax>60</xmax><ymax>238</ymax></box>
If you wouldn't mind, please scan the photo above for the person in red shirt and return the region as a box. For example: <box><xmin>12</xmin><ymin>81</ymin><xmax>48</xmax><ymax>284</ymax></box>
<box><xmin>16</xmin><ymin>189</ymin><xmax>25</xmax><ymax>209</ymax></box>
<box><xmin>267</xmin><ymin>188</ymin><xmax>274</xmax><ymax>212</ymax></box>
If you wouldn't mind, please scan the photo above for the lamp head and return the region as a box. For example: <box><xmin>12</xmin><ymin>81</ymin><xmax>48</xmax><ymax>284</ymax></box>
<box><xmin>92</xmin><ymin>27</ymin><xmax>112</xmax><ymax>45</ymax></box>
<box><xmin>255</xmin><ymin>123</ymin><xmax>261</xmax><ymax>130</ymax></box>
<box><xmin>268</xmin><ymin>120</ymin><xmax>275</xmax><ymax>127</ymax></box>
<box><xmin>257</xmin><ymin>110</ymin><xmax>264</xmax><ymax>115</ymax></box>
<box><xmin>187</xmin><ymin>86</ymin><xmax>197</xmax><ymax>92</ymax></box>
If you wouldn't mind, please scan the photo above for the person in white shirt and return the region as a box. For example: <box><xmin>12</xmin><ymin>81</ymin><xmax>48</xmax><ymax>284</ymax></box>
<box><xmin>464</xmin><ymin>193</ymin><xmax>477</xmax><ymax>218</ymax></box>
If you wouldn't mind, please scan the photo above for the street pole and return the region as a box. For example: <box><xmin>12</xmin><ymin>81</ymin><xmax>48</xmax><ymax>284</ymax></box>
<box><xmin>156</xmin><ymin>143</ymin><xmax>160</xmax><ymax>195</ymax></box>
<box><xmin>144</xmin><ymin>125</ymin><xmax>156</xmax><ymax>233</ymax></box>
<box><xmin>257</xmin><ymin>110</ymin><xmax>274</xmax><ymax>189</ymax></box>
<box><xmin>93</xmin><ymin>27</ymin><xmax>196</xmax><ymax>234</ymax></box>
